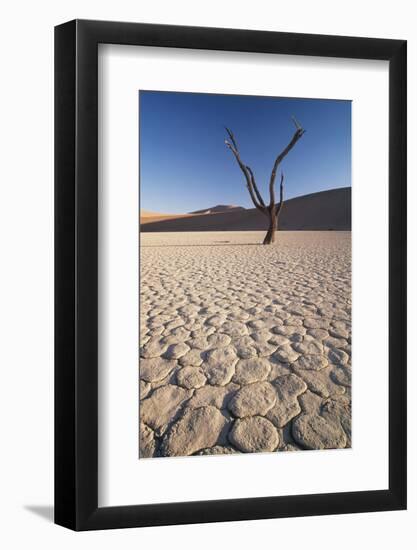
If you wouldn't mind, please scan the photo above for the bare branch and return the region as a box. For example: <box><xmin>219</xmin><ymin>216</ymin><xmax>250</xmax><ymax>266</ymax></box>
<box><xmin>225</xmin><ymin>127</ymin><xmax>238</xmax><ymax>151</ymax></box>
<box><xmin>224</xmin><ymin>128</ymin><xmax>266</xmax><ymax>213</ymax></box>
<box><xmin>226</xmin><ymin>149</ymin><xmax>263</xmax><ymax>212</ymax></box>
<box><xmin>246</xmin><ymin>166</ymin><xmax>266</xmax><ymax>209</ymax></box>
<box><xmin>224</xmin><ymin>140</ymin><xmax>238</xmax><ymax>156</ymax></box>
<box><xmin>291</xmin><ymin>115</ymin><xmax>303</xmax><ymax>131</ymax></box>
<box><xmin>269</xmin><ymin>121</ymin><xmax>305</xmax><ymax>207</ymax></box>
<box><xmin>276</xmin><ymin>172</ymin><xmax>284</xmax><ymax>216</ymax></box>
<box><xmin>269</xmin><ymin>174</ymin><xmax>276</xmax><ymax>212</ymax></box>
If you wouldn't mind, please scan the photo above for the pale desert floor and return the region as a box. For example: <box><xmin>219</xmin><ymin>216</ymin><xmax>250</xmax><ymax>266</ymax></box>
<box><xmin>139</xmin><ymin>231</ymin><xmax>351</xmax><ymax>458</ymax></box>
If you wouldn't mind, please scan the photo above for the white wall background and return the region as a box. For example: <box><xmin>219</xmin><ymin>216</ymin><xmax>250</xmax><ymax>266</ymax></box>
<box><xmin>0</xmin><ymin>0</ymin><xmax>414</xmax><ymax>547</ymax></box>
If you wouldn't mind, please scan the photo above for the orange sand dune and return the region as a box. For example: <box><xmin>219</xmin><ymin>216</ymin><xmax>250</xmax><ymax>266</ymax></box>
<box><xmin>140</xmin><ymin>212</ymin><xmax>196</xmax><ymax>224</ymax></box>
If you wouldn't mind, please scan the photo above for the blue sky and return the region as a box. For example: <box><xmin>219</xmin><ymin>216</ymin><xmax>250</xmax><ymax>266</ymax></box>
<box><xmin>139</xmin><ymin>91</ymin><xmax>351</xmax><ymax>214</ymax></box>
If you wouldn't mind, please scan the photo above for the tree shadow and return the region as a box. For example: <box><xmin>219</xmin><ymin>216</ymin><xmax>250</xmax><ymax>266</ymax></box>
<box><xmin>24</xmin><ymin>505</ymin><xmax>54</xmax><ymax>523</ymax></box>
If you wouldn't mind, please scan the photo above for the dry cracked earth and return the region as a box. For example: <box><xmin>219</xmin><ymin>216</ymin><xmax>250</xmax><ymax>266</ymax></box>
<box><xmin>139</xmin><ymin>231</ymin><xmax>351</xmax><ymax>458</ymax></box>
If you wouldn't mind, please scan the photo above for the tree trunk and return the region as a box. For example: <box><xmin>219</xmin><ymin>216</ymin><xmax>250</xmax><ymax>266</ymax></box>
<box><xmin>263</xmin><ymin>212</ymin><xmax>277</xmax><ymax>245</ymax></box>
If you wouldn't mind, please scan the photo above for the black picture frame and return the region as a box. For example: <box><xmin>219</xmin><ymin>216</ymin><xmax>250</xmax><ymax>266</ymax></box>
<box><xmin>55</xmin><ymin>19</ymin><xmax>407</xmax><ymax>531</ymax></box>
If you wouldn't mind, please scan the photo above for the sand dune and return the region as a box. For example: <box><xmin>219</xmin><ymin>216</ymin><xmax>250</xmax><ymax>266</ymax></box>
<box><xmin>141</xmin><ymin>211</ymin><xmax>196</xmax><ymax>224</ymax></box>
<box><xmin>141</xmin><ymin>209</ymin><xmax>167</xmax><ymax>217</ymax></box>
<box><xmin>141</xmin><ymin>187</ymin><xmax>351</xmax><ymax>232</ymax></box>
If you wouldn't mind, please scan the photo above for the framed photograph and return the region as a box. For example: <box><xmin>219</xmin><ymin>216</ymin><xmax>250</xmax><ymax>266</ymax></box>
<box><xmin>55</xmin><ymin>19</ymin><xmax>406</xmax><ymax>530</ymax></box>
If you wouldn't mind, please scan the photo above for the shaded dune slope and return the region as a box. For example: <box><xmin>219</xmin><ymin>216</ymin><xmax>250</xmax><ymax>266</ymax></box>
<box><xmin>141</xmin><ymin>187</ymin><xmax>351</xmax><ymax>232</ymax></box>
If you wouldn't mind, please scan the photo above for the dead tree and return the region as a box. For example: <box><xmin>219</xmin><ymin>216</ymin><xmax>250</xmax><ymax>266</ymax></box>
<box><xmin>224</xmin><ymin>118</ymin><xmax>305</xmax><ymax>244</ymax></box>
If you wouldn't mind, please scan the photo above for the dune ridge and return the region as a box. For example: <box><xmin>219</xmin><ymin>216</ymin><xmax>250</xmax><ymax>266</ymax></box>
<box><xmin>189</xmin><ymin>204</ymin><xmax>245</xmax><ymax>215</ymax></box>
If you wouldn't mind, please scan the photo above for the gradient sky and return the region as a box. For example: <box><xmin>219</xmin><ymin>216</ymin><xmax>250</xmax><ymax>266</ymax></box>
<box><xmin>139</xmin><ymin>91</ymin><xmax>351</xmax><ymax>214</ymax></box>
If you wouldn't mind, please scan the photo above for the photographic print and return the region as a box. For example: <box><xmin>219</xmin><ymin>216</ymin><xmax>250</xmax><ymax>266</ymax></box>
<box><xmin>139</xmin><ymin>91</ymin><xmax>351</xmax><ymax>458</ymax></box>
